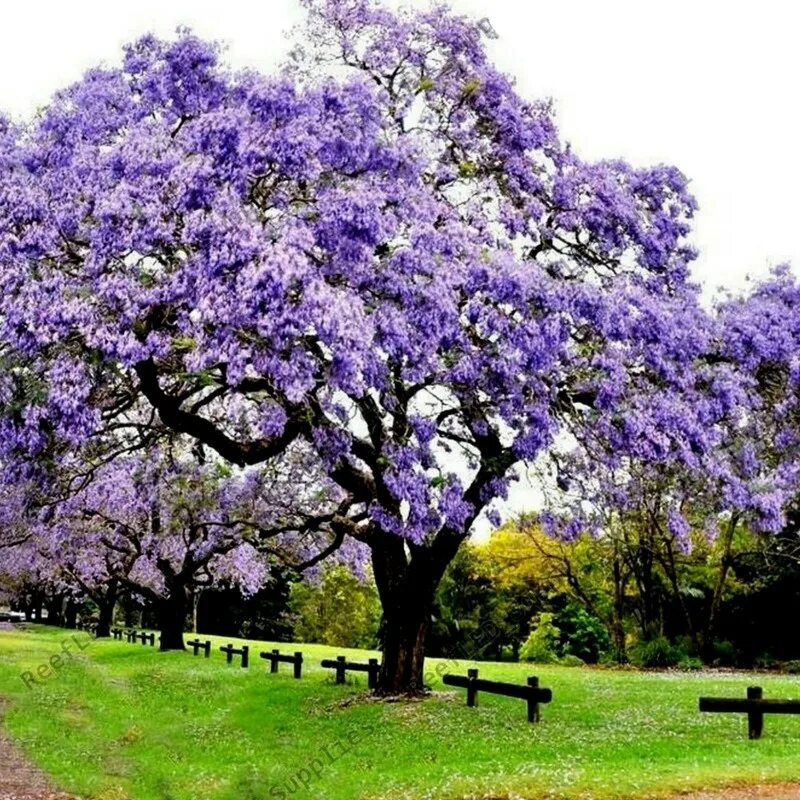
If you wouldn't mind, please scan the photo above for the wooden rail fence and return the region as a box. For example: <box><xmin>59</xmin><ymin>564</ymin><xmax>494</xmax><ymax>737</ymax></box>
<box><xmin>700</xmin><ymin>686</ymin><xmax>800</xmax><ymax>739</ymax></box>
<box><xmin>321</xmin><ymin>656</ymin><xmax>380</xmax><ymax>689</ymax></box>
<box><xmin>443</xmin><ymin>669</ymin><xmax>552</xmax><ymax>723</ymax></box>
<box><xmin>187</xmin><ymin>638</ymin><xmax>211</xmax><ymax>658</ymax></box>
<box><xmin>260</xmin><ymin>649</ymin><xmax>303</xmax><ymax>678</ymax></box>
<box><xmin>220</xmin><ymin>643</ymin><xmax>249</xmax><ymax>668</ymax></box>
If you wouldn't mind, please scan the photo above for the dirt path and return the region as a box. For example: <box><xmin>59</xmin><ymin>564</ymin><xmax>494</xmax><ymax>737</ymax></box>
<box><xmin>0</xmin><ymin>703</ymin><xmax>78</xmax><ymax>800</ymax></box>
<box><xmin>667</xmin><ymin>786</ymin><xmax>800</xmax><ymax>800</ymax></box>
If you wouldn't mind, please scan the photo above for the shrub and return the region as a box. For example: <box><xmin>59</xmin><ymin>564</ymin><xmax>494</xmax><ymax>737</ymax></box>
<box><xmin>754</xmin><ymin>652</ymin><xmax>778</xmax><ymax>670</ymax></box>
<box><xmin>677</xmin><ymin>655</ymin><xmax>704</xmax><ymax>671</ymax></box>
<box><xmin>630</xmin><ymin>636</ymin><xmax>682</xmax><ymax>668</ymax></box>
<box><xmin>711</xmin><ymin>640</ymin><xmax>737</xmax><ymax>667</ymax></box>
<box><xmin>519</xmin><ymin>612</ymin><xmax>561</xmax><ymax>663</ymax></box>
<box><xmin>556</xmin><ymin>605</ymin><xmax>610</xmax><ymax>664</ymax></box>
<box><xmin>558</xmin><ymin>654</ymin><xmax>586</xmax><ymax>667</ymax></box>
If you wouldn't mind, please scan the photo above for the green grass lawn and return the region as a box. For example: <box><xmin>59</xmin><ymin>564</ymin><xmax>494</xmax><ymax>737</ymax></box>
<box><xmin>1</xmin><ymin>626</ymin><xmax>800</xmax><ymax>799</ymax></box>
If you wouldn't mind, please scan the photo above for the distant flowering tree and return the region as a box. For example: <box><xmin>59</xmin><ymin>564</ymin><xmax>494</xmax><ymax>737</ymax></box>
<box><xmin>35</xmin><ymin>445</ymin><xmax>358</xmax><ymax>649</ymax></box>
<box><xmin>0</xmin><ymin>0</ymin><xmax>758</xmax><ymax>690</ymax></box>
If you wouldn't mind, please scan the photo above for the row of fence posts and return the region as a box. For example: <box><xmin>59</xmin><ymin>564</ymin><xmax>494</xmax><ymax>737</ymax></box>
<box><xmin>109</xmin><ymin>629</ymin><xmax>800</xmax><ymax>735</ymax></box>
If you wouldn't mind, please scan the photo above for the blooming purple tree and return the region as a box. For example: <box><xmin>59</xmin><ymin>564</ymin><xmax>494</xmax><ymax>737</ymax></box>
<box><xmin>35</xmin><ymin>445</ymin><xmax>356</xmax><ymax>648</ymax></box>
<box><xmin>0</xmin><ymin>0</ymin><xmax>739</xmax><ymax>690</ymax></box>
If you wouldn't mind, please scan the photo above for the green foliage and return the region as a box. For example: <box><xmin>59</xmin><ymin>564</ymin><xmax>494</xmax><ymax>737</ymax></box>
<box><xmin>558</xmin><ymin>653</ymin><xmax>586</xmax><ymax>667</ymax></box>
<box><xmin>288</xmin><ymin>566</ymin><xmax>380</xmax><ymax>649</ymax></box>
<box><xmin>629</xmin><ymin>636</ymin><xmax>683</xmax><ymax>668</ymax></box>
<box><xmin>711</xmin><ymin>640</ymin><xmax>737</xmax><ymax>667</ymax></box>
<box><xmin>677</xmin><ymin>655</ymin><xmax>704</xmax><ymax>671</ymax></box>
<box><xmin>430</xmin><ymin>543</ymin><xmax>539</xmax><ymax>661</ymax></box>
<box><xmin>555</xmin><ymin>604</ymin><xmax>610</xmax><ymax>664</ymax></box>
<box><xmin>754</xmin><ymin>652</ymin><xmax>778</xmax><ymax>670</ymax></box>
<box><xmin>519</xmin><ymin>612</ymin><xmax>561</xmax><ymax>663</ymax></box>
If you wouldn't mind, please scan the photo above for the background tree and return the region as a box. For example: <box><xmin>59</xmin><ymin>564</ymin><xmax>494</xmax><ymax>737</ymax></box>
<box><xmin>289</xmin><ymin>564</ymin><xmax>381</xmax><ymax>649</ymax></box>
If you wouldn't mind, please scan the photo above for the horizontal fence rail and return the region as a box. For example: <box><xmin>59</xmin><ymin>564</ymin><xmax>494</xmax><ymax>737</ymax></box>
<box><xmin>443</xmin><ymin>669</ymin><xmax>552</xmax><ymax>723</ymax></box>
<box><xmin>261</xmin><ymin>649</ymin><xmax>303</xmax><ymax>679</ymax></box>
<box><xmin>321</xmin><ymin>656</ymin><xmax>380</xmax><ymax>689</ymax></box>
<box><xmin>699</xmin><ymin>686</ymin><xmax>800</xmax><ymax>739</ymax></box>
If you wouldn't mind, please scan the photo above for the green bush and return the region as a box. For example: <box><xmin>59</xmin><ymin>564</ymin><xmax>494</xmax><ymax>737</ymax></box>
<box><xmin>629</xmin><ymin>636</ymin><xmax>683</xmax><ymax>668</ymax></box>
<box><xmin>519</xmin><ymin>612</ymin><xmax>561</xmax><ymax>663</ymax></box>
<box><xmin>754</xmin><ymin>652</ymin><xmax>778</xmax><ymax>670</ymax></box>
<box><xmin>677</xmin><ymin>655</ymin><xmax>704</xmax><ymax>671</ymax></box>
<box><xmin>558</xmin><ymin>653</ymin><xmax>586</xmax><ymax>667</ymax></box>
<box><xmin>556</xmin><ymin>605</ymin><xmax>610</xmax><ymax>664</ymax></box>
<box><xmin>711</xmin><ymin>640</ymin><xmax>737</xmax><ymax>667</ymax></box>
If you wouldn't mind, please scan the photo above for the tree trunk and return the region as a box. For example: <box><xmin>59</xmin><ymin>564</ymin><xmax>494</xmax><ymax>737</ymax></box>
<box><xmin>45</xmin><ymin>596</ymin><xmax>63</xmax><ymax>627</ymax></box>
<box><xmin>95</xmin><ymin>580</ymin><xmax>118</xmax><ymax>638</ymax></box>
<box><xmin>611</xmin><ymin>556</ymin><xmax>628</xmax><ymax>662</ymax></box>
<box><xmin>701</xmin><ymin>515</ymin><xmax>739</xmax><ymax>660</ymax></box>
<box><xmin>64</xmin><ymin>599</ymin><xmax>78</xmax><ymax>629</ymax></box>
<box><xmin>379</xmin><ymin>604</ymin><xmax>430</xmax><ymax>693</ymax></box>
<box><xmin>192</xmin><ymin>588</ymin><xmax>202</xmax><ymax>634</ymax></box>
<box><xmin>158</xmin><ymin>584</ymin><xmax>188</xmax><ymax>651</ymax></box>
<box><xmin>371</xmin><ymin>531</ymin><xmax>451</xmax><ymax>694</ymax></box>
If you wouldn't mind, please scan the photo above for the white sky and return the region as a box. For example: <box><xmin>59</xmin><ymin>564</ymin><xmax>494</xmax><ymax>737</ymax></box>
<box><xmin>1</xmin><ymin>0</ymin><xmax>798</xmax><ymax>532</ymax></box>
<box><xmin>1</xmin><ymin>0</ymin><xmax>797</xmax><ymax>297</ymax></box>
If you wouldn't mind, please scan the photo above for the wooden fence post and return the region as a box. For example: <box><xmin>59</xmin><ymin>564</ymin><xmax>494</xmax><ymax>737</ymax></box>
<box><xmin>467</xmin><ymin>668</ymin><xmax>479</xmax><ymax>708</ymax></box>
<box><xmin>336</xmin><ymin>655</ymin><xmax>346</xmax><ymax>684</ymax></box>
<box><xmin>294</xmin><ymin>652</ymin><xmax>303</xmax><ymax>679</ymax></box>
<box><xmin>368</xmin><ymin>658</ymin><xmax>379</xmax><ymax>689</ymax></box>
<box><xmin>748</xmin><ymin>686</ymin><xmax>764</xmax><ymax>740</ymax></box>
<box><xmin>270</xmin><ymin>649</ymin><xmax>279</xmax><ymax>674</ymax></box>
<box><xmin>527</xmin><ymin>676</ymin><xmax>540</xmax><ymax>723</ymax></box>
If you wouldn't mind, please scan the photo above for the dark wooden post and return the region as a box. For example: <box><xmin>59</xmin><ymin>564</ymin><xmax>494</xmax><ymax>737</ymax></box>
<box><xmin>368</xmin><ymin>658</ymin><xmax>379</xmax><ymax>690</ymax></box>
<box><xmin>294</xmin><ymin>652</ymin><xmax>303</xmax><ymax>679</ymax></box>
<box><xmin>336</xmin><ymin>655</ymin><xmax>346</xmax><ymax>684</ymax></box>
<box><xmin>241</xmin><ymin>646</ymin><xmax>249</xmax><ymax>669</ymax></box>
<box><xmin>224</xmin><ymin>645</ymin><xmax>233</xmax><ymax>664</ymax></box>
<box><xmin>527</xmin><ymin>676</ymin><xmax>541</xmax><ymax>723</ymax></box>
<box><xmin>748</xmin><ymin>686</ymin><xmax>764</xmax><ymax>740</ymax></box>
<box><xmin>270</xmin><ymin>649</ymin><xmax>279</xmax><ymax>673</ymax></box>
<box><xmin>467</xmin><ymin>668</ymin><xmax>479</xmax><ymax>708</ymax></box>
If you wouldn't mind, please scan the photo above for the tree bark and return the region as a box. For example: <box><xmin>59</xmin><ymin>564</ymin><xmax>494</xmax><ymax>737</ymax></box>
<box><xmin>611</xmin><ymin>555</ymin><xmax>628</xmax><ymax>662</ymax></box>
<box><xmin>379</xmin><ymin>602</ymin><xmax>431</xmax><ymax>693</ymax></box>
<box><xmin>95</xmin><ymin>580</ymin><xmax>118</xmax><ymax>638</ymax></box>
<box><xmin>45</xmin><ymin>596</ymin><xmax>63</xmax><ymax>627</ymax></box>
<box><xmin>191</xmin><ymin>588</ymin><xmax>202</xmax><ymax>634</ymax></box>
<box><xmin>704</xmin><ymin>514</ymin><xmax>738</xmax><ymax>656</ymax></box>
<box><xmin>64</xmin><ymin>599</ymin><xmax>78</xmax><ymax>629</ymax></box>
<box><xmin>158</xmin><ymin>584</ymin><xmax>188</xmax><ymax>651</ymax></box>
<box><xmin>371</xmin><ymin>531</ymin><xmax>452</xmax><ymax>694</ymax></box>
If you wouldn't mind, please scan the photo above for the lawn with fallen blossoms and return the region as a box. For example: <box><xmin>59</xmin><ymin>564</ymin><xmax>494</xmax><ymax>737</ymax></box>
<box><xmin>1</xmin><ymin>626</ymin><xmax>800</xmax><ymax>800</ymax></box>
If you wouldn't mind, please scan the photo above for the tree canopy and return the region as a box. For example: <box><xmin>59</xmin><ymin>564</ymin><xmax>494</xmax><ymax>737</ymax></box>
<box><xmin>0</xmin><ymin>0</ymin><xmax>797</xmax><ymax>691</ymax></box>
